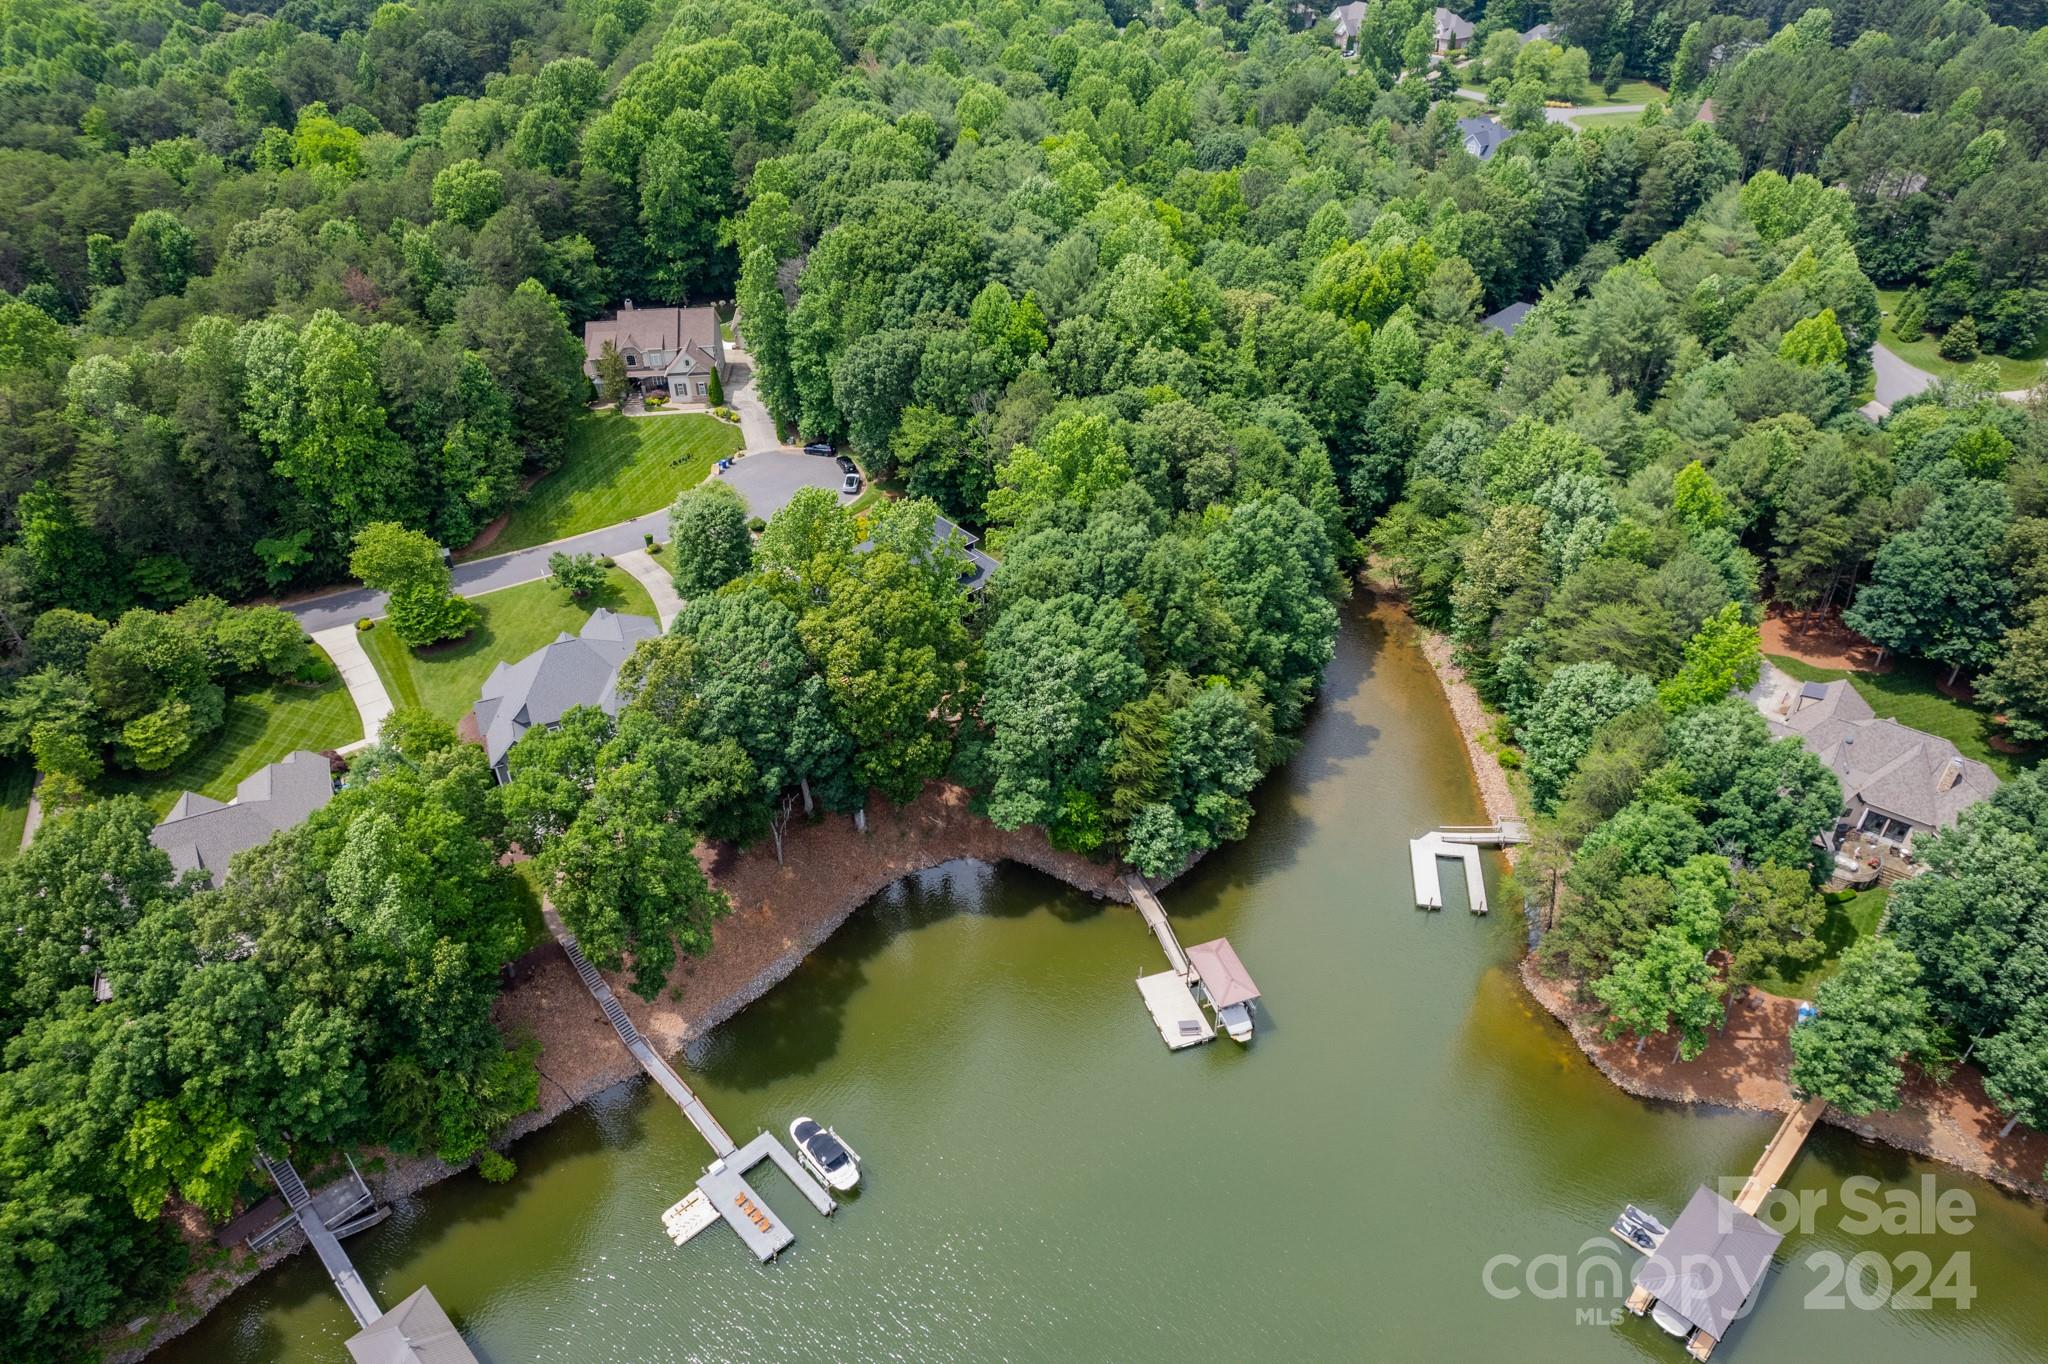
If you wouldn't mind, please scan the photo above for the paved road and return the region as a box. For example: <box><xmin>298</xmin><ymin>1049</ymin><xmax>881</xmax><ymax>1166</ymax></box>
<box><xmin>720</xmin><ymin>450</ymin><xmax>855</xmax><ymax>520</ymax></box>
<box><xmin>284</xmin><ymin>355</ymin><xmax>786</xmax><ymax>633</ymax></box>
<box><xmin>1869</xmin><ymin>341</ymin><xmax>1938</xmax><ymax>413</ymax></box>
<box><xmin>1452</xmin><ymin>88</ymin><xmax>1649</xmax><ymax>127</ymax></box>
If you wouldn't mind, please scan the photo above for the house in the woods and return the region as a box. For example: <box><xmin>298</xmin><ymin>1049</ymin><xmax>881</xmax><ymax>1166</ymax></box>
<box><xmin>464</xmin><ymin>608</ymin><xmax>660</xmax><ymax>782</ymax></box>
<box><xmin>1482</xmin><ymin>300</ymin><xmax>1534</xmax><ymax>335</ymax></box>
<box><xmin>1329</xmin><ymin>1</ymin><xmax>1368</xmax><ymax>54</ymax></box>
<box><xmin>582</xmin><ymin>301</ymin><xmax>728</xmax><ymax>402</ymax></box>
<box><xmin>1434</xmin><ymin>6</ymin><xmax>1474</xmax><ymax>51</ymax></box>
<box><xmin>150</xmin><ymin>750</ymin><xmax>338</xmax><ymax>884</ymax></box>
<box><xmin>856</xmin><ymin>514</ymin><xmax>1000</xmax><ymax>593</ymax></box>
<box><xmin>1459</xmin><ymin>115</ymin><xmax>1514</xmax><ymax>161</ymax></box>
<box><xmin>1519</xmin><ymin>21</ymin><xmax>1556</xmax><ymax>42</ymax></box>
<box><xmin>1754</xmin><ymin>664</ymin><xmax>2000</xmax><ymax>884</ymax></box>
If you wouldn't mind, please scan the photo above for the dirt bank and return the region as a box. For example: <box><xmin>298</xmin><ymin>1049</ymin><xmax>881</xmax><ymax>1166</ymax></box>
<box><xmin>121</xmin><ymin>783</ymin><xmax>1130</xmax><ymax>1361</ymax></box>
<box><xmin>1372</xmin><ymin>570</ymin><xmax>2048</xmax><ymax>1206</ymax></box>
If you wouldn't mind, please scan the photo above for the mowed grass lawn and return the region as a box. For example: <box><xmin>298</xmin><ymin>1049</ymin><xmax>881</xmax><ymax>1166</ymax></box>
<box><xmin>96</xmin><ymin>645</ymin><xmax>364</xmax><ymax>817</ymax></box>
<box><xmin>1753</xmin><ymin>887</ymin><xmax>1890</xmax><ymax>999</ymax></box>
<box><xmin>474</xmin><ymin>411</ymin><xmax>742</xmax><ymax>558</ymax></box>
<box><xmin>1875</xmin><ymin>287</ymin><xmax>2048</xmax><ymax>392</ymax></box>
<box><xmin>364</xmin><ymin>569</ymin><xmax>657</xmax><ymax>726</ymax></box>
<box><xmin>1766</xmin><ymin>653</ymin><xmax>2032</xmax><ymax>779</ymax></box>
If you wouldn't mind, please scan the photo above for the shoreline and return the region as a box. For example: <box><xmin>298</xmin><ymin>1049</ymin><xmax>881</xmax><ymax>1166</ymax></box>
<box><xmin>1371</xmin><ymin>574</ymin><xmax>2048</xmax><ymax>1208</ymax></box>
<box><xmin>121</xmin><ymin>782</ymin><xmax>1135</xmax><ymax>1361</ymax></box>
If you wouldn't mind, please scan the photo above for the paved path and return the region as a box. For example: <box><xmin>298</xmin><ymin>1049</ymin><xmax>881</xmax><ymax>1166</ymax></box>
<box><xmin>718</xmin><ymin>450</ymin><xmax>854</xmax><ymax>520</ymax></box>
<box><xmin>615</xmin><ymin>548</ymin><xmax>683</xmax><ymax>629</ymax></box>
<box><xmin>314</xmin><ymin>624</ymin><xmax>393</xmax><ymax>753</ymax></box>
<box><xmin>1870</xmin><ymin>340</ymin><xmax>1937</xmax><ymax>412</ymax></box>
<box><xmin>285</xmin><ymin>349</ymin><xmax>790</xmax><ymax>636</ymax></box>
<box><xmin>1453</xmin><ymin>88</ymin><xmax>1649</xmax><ymax>127</ymax></box>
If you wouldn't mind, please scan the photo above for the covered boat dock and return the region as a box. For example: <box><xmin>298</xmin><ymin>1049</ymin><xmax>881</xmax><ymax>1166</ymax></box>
<box><xmin>1187</xmin><ymin>938</ymin><xmax>1261</xmax><ymax>1041</ymax></box>
<box><xmin>1626</xmin><ymin>1186</ymin><xmax>1784</xmax><ymax>1359</ymax></box>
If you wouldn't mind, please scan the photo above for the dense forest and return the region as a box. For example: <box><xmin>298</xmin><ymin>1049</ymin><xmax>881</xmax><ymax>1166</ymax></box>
<box><xmin>6</xmin><ymin>0</ymin><xmax>2048</xmax><ymax>1356</ymax></box>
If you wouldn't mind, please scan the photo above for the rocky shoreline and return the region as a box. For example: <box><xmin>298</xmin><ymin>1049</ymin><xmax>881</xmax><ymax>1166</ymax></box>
<box><xmin>119</xmin><ymin>782</ymin><xmax>1134</xmax><ymax>1361</ymax></box>
<box><xmin>1371</xmin><ymin>574</ymin><xmax>2048</xmax><ymax>1208</ymax></box>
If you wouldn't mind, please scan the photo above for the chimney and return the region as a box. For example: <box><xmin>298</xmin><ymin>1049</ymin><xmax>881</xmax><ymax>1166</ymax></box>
<box><xmin>1940</xmin><ymin>757</ymin><xmax>1963</xmax><ymax>792</ymax></box>
<box><xmin>622</xmin><ymin>297</ymin><xmax>634</xmax><ymax>312</ymax></box>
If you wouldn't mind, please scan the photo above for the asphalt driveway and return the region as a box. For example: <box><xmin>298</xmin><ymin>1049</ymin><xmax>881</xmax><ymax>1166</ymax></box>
<box><xmin>717</xmin><ymin>451</ymin><xmax>854</xmax><ymax>520</ymax></box>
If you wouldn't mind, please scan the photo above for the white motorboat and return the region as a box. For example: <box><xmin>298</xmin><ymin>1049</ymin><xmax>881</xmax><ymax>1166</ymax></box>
<box><xmin>789</xmin><ymin>1117</ymin><xmax>860</xmax><ymax>1192</ymax></box>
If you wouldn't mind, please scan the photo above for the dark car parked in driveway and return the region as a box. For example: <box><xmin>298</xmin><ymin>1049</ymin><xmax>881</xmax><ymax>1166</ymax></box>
<box><xmin>835</xmin><ymin>455</ymin><xmax>857</xmax><ymax>474</ymax></box>
<box><xmin>804</xmin><ymin>441</ymin><xmax>836</xmax><ymax>456</ymax></box>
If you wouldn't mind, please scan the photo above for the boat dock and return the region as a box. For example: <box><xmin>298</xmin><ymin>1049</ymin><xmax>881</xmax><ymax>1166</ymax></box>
<box><xmin>1136</xmin><ymin>969</ymin><xmax>1215</xmax><ymax>1048</ymax></box>
<box><xmin>543</xmin><ymin>898</ymin><xmax>836</xmax><ymax>1261</ymax></box>
<box><xmin>1409</xmin><ymin>832</ymin><xmax>1490</xmax><ymax>914</ymax></box>
<box><xmin>1120</xmin><ymin>874</ymin><xmax>1263</xmax><ymax>1048</ymax></box>
<box><xmin>1620</xmin><ymin>1097</ymin><xmax>1829</xmax><ymax>1359</ymax></box>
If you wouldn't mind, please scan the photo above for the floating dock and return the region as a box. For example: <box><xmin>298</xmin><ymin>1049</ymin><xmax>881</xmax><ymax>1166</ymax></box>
<box><xmin>694</xmin><ymin>1131</ymin><xmax>837</xmax><ymax>1262</ymax></box>
<box><xmin>1409</xmin><ymin>832</ymin><xmax>1490</xmax><ymax>914</ymax></box>
<box><xmin>1136</xmin><ymin>970</ymin><xmax>1215</xmax><ymax>1048</ymax></box>
<box><xmin>542</xmin><ymin>897</ymin><xmax>836</xmax><ymax>1262</ymax></box>
<box><xmin>660</xmin><ymin>1189</ymin><xmax>721</xmax><ymax>1246</ymax></box>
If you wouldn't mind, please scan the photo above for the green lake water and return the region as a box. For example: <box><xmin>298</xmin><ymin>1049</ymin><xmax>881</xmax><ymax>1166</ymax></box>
<box><xmin>160</xmin><ymin>600</ymin><xmax>2048</xmax><ymax>1363</ymax></box>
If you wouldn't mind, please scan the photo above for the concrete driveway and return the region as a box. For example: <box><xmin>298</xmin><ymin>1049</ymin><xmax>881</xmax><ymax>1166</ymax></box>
<box><xmin>717</xmin><ymin>451</ymin><xmax>854</xmax><ymax>520</ymax></box>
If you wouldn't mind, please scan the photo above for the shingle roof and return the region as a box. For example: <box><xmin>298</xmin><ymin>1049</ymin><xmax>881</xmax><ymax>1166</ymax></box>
<box><xmin>854</xmin><ymin>515</ymin><xmax>1000</xmax><ymax>592</ymax></box>
<box><xmin>472</xmin><ymin>608</ymin><xmax>660</xmax><ymax>767</ymax></box>
<box><xmin>1458</xmin><ymin>115</ymin><xmax>1514</xmax><ymax>161</ymax></box>
<box><xmin>1330</xmin><ymin>1</ymin><xmax>1368</xmax><ymax>36</ymax></box>
<box><xmin>1520</xmin><ymin>21</ymin><xmax>1556</xmax><ymax>41</ymax></box>
<box><xmin>1435</xmin><ymin>6</ymin><xmax>1474</xmax><ymax>41</ymax></box>
<box><xmin>346</xmin><ymin>1286</ymin><xmax>480</xmax><ymax>1364</ymax></box>
<box><xmin>1188</xmin><ymin>938</ymin><xmax>1261</xmax><ymax>1008</ymax></box>
<box><xmin>1769</xmin><ymin>679</ymin><xmax>1998</xmax><ymax>830</ymax></box>
<box><xmin>1633</xmin><ymin>1187</ymin><xmax>1782</xmax><ymax>1340</ymax></box>
<box><xmin>150</xmin><ymin>750</ymin><xmax>335</xmax><ymax>883</ymax></box>
<box><xmin>582</xmin><ymin>302</ymin><xmax>722</xmax><ymax>378</ymax></box>
<box><xmin>1482</xmin><ymin>301</ymin><xmax>1534</xmax><ymax>335</ymax></box>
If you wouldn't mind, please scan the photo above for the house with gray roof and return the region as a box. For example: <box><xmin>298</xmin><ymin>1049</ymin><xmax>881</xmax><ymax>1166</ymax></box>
<box><xmin>1482</xmin><ymin>300</ymin><xmax>1534</xmax><ymax>335</ymax></box>
<box><xmin>150</xmin><ymin>750</ymin><xmax>337</xmax><ymax>884</ymax></box>
<box><xmin>855</xmin><ymin>514</ymin><xmax>1000</xmax><ymax>593</ymax></box>
<box><xmin>1458</xmin><ymin>115</ymin><xmax>1514</xmax><ymax>161</ymax></box>
<box><xmin>582</xmin><ymin>300</ymin><xmax>728</xmax><ymax>403</ymax></box>
<box><xmin>1630</xmin><ymin>1186</ymin><xmax>1782</xmax><ymax>1355</ymax></box>
<box><xmin>1329</xmin><ymin>1</ymin><xmax>1369</xmax><ymax>54</ymax></box>
<box><xmin>468</xmin><ymin>608</ymin><xmax>660</xmax><ymax>781</ymax></box>
<box><xmin>1433</xmin><ymin>6</ymin><xmax>1474</xmax><ymax>51</ymax></box>
<box><xmin>1755</xmin><ymin>666</ymin><xmax>1999</xmax><ymax>880</ymax></box>
<box><xmin>1520</xmin><ymin>21</ymin><xmax>1557</xmax><ymax>42</ymax></box>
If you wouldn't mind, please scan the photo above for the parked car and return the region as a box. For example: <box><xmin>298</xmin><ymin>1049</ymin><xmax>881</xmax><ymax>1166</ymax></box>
<box><xmin>835</xmin><ymin>454</ymin><xmax>858</xmax><ymax>474</ymax></box>
<box><xmin>803</xmin><ymin>441</ymin><xmax>836</xmax><ymax>456</ymax></box>
<box><xmin>841</xmin><ymin>470</ymin><xmax>863</xmax><ymax>494</ymax></box>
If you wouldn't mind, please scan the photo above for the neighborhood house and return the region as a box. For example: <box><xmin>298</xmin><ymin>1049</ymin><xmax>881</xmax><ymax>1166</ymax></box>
<box><xmin>1754</xmin><ymin>664</ymin><xmax>2000</xmax><ymax>885</ymax></box>
<box><xmin>465</xmin><ymin>608</ymin><xmax>661</xmax><ymax>782</ymax></box>
<box><xmin>583</xmin><ymin>301</ymin><xmax>728</xmax><ymax>402</ymax></box>
<box><xmin>1328</xmin><ymin>1</ymin><xmax>1367</xmax><ymax>55</ymax></box>
<box><xmin>150</xmin><ymin>750</ymin><xmax>338</xmax><ymax>885</ymax></box>
<box><xmin>1434</xmin><ymin>6</ymin><xmax>1474</xmax><ymax>51</ymax></box>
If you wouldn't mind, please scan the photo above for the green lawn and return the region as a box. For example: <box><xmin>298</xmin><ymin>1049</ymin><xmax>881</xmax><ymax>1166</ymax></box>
<box><xmin>364</xmin><ymin>569</ymin><xmax>658</xmax><ymax>726</ymax></box>
<box><xmin>1572</xmin><ymin>110</ymin><xmax>1651</xmax><ymax>130</ymax></box>
<box><xmin>0</xmin><ymin>760</ymin><xmax>32</xmax><ymax>861</ymax></box>
<box><xmin>1766</xmin><ymin>653</ymin><xmax>2032</xmax><ymax>779</ymax></box>
<box><xmin>96</xmin><ymin>646</ymin><xmax>364</xmax><ymax>817</ymax></box>
<box><xmin>1875</xmin><ymin>288</ymin><xmax>2048</xmax><ymax>393</ymax></box>
<box><xmin>472</xmin><ymin>411</ymin><xmax>742</xmax><ymax>559</ymax></box>
<box><xmin>1753</xmin><ymin>887</ymin><xmax>1889</xmax><ymax>998</ymax></box>
<box><xmin>1572</xmin><ymin>79</ymin><xmax>1666</xmax><ymax>106</ymax></box>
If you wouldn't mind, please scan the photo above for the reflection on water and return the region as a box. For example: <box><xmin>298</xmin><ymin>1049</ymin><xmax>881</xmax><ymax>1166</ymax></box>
<box><xmin>158</xmin><ymin>600</ymin><xmax>2048</xmax><ymax>1364</ymax></box>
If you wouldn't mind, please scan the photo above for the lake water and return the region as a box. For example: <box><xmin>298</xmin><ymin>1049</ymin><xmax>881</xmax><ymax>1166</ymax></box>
<box><xmin>161</xmin><ymin>599</ymin><xmax>2048</xmax><ymax>1363</ymax></box>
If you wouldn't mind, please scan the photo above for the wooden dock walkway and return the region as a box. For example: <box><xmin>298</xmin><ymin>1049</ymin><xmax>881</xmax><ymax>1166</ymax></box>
<box><xmin>1122</xmin><ymin>874</ymin><xmax>1191</xmax><ymax>976</ymax></box>
<box><xmin>544</xmin><ymin>899</ymin><xmax>736</xmax><ymax>1158</ymax></box>
<box><xmin>1409</xmin><ymin>833</ymin><xmax>1490</xmax><ymax>914</ymax></box>
<box><xmin>1734</xmin><ymin>1097</ymin><xmax>1828</xmax><ymax>1215</ymax></box>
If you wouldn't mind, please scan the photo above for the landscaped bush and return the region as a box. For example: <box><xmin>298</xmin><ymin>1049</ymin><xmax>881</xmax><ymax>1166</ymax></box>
<box><xmin>357</xmin><ymin>617</ymin><xmax>373</xmax><ymax>631</ymax></box>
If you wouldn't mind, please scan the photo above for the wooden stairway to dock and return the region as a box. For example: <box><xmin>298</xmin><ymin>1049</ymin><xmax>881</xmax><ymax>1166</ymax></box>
<box><xmin>543</xmin><ymin>899</ymin><xmax>737</xmax><ymax>1159</ymax></box>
